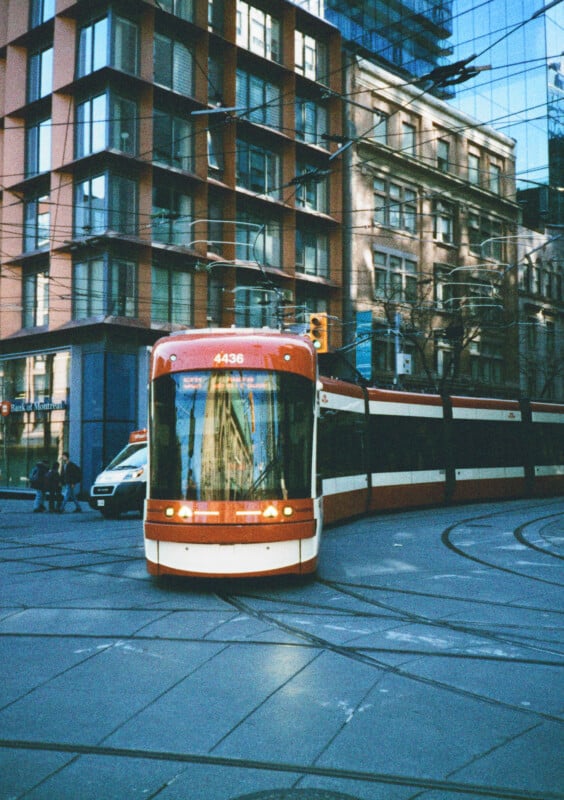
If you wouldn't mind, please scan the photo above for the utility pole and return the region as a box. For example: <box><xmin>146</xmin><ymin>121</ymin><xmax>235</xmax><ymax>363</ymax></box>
<box><xmin>394</xmin><ymin>311</ymin><xmax>401</xmax><ymax>386</ymax></box>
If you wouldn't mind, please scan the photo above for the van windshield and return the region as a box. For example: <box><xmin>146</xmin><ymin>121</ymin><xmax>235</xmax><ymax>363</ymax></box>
<box><xmin>106</xmin><ymin>443</ymin><xmax>147</xmax><ymax>470</ymax></box>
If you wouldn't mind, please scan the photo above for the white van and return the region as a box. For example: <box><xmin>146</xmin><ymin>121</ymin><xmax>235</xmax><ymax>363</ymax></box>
<box><xmin>89</xmin><ymin>430</ymin><xmax>147</xmax><ymax>518</ymax></box>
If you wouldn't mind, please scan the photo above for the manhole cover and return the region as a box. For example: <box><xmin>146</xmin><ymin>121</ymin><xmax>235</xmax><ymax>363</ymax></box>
<box><xmin>233</xmin><ymin>791</ymin><xmax>360</xmax><ymax>800</ymax></box>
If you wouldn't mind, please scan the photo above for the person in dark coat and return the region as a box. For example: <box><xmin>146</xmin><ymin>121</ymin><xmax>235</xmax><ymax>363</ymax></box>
<box><xmin>30</xmin><ymin>459</ymin><xmax>49</xmax><ymax>513</ymax></box>
<box><xmin>59</xmin><ymin>452</ymin><xmax>82</xmax><ymax>513</ymax></box>
<box><xmin>46</xmin><ymin>462</ymin><xmax>62</xmax><ymax>513</ymax></box>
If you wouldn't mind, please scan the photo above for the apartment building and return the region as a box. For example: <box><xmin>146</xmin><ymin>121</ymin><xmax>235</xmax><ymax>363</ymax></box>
<box><xmin>346</xmin><ymin>58</ymin><xmax>521</xmax><ymax>395</ymax></box>
<box><xmin>0</xmin><ymin>0</ymin><xmax>344</xmax><ymax>491</ymax></box>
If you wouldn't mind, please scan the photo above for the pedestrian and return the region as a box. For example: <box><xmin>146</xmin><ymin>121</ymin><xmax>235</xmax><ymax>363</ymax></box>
<box><xmin>29</xmin><ymin>459</ymin><xmax>49</xmax><ymax>513</ymax></box>
<box><xmin>46</xmin><ymin>462</ymin><xmax>62</xmax><ymax>513</ymax></box>
<box><xmin>60</xmin><ymin>452</ymin><xmax>83</xmax><ymax>513</ymax></box>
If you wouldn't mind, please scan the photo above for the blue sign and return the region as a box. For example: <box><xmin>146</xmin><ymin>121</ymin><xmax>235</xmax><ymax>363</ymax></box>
<box><xmin>355</xmin><ymin>311</ymin><xmax>372</xmax><ymax>380</ymax></box>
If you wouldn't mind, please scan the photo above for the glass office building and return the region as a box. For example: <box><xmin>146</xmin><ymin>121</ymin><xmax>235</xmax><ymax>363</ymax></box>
<box><xmin>449</xmin><ymin>0</ymin><xmax>564</xmax><ymax>227</ymax></box>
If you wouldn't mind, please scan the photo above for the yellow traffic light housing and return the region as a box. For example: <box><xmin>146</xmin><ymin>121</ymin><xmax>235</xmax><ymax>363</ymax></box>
<box><xmin>308</xmin><ymin>312</ymin><xmax>329</xmax><ymax>353</ymax></box>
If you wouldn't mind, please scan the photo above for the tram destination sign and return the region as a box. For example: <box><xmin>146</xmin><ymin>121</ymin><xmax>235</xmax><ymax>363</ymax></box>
<box><xmin>6</xmin><ymin>400</ymin><xmax>67</xmax><ymax>413</ymax></box>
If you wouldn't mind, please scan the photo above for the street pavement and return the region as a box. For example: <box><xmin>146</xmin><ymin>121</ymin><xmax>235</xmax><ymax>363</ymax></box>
<box><xmin>0</xmin><ymin>495</ymin><xmax>562</xmax><ymax>800</ymax></box>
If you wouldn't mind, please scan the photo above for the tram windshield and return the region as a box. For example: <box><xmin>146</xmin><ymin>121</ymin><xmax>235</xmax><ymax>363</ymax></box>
<box><xmin>150</xmin><ymin>370</ymin><xmax>315</xmax><ymax>501</ymax></box>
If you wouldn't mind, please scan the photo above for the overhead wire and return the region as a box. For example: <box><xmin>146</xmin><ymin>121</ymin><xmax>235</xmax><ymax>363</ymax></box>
<box><xmin>0</xmin><ymin>3</ymin><xmax>560</xmax><ymax>309</ymax></box>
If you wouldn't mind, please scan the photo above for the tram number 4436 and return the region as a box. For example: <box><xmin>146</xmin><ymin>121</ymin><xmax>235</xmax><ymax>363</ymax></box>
<box><xmin>213</xmin><ymin>352</ymin><xmax>245</xmax><ymax>365</ymax></box>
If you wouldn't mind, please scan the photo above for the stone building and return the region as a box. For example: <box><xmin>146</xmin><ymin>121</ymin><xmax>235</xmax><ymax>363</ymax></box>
<box><xmin>344</xmin><ymin>58</ymin><xmax>521</xmax><ymax>396</ymax></box>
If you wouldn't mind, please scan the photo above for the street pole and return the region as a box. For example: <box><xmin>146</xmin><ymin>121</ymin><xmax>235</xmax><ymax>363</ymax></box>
<box><xmin>394</xmin><ymin>311</ymin><xmax>401</xmax><ymax>386</ymax></box>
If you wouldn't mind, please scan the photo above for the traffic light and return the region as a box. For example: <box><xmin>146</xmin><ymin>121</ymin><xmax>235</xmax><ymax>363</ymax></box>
<box><xmin>308</xmin><ymin>312</ymin><xmax>329</xmax><ymax>353</ymax></box>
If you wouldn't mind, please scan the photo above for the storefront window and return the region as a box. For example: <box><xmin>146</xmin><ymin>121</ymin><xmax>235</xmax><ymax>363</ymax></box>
<box><xmin>0</xmin><ymin>351</ymin><xmax>70</xmax><ymax>489</ymax></box>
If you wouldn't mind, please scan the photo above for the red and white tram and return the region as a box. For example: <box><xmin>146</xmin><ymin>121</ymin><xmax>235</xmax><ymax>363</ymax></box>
<box><xmin>144</xmin><ymin>328</ymin><xmax>563</xmax><ymax>578</ymax></box>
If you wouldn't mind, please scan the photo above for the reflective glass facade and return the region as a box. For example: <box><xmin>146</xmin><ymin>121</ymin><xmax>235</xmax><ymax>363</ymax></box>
<box><xmin>0</xmin><ymin>352</ymin><xmax>70</xmax><ymax>489</ymax></box>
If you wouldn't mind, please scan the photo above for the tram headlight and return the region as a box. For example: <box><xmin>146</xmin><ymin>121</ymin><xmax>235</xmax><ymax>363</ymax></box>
<box><xmin>282</xmin><ymin>506</ymin><xmax>294</xmax><ymax>517</ymax></box>
<box><xmin>165</xmin><ymin>507</ymin><xmax>174</xmax><ymax>518</ymax></box>
<box><xmin>263</xmin><ymin>504</ymin><xmax>278</xmax><ymax>518</ymax></box>
<box><xmin>178</xmin><ymin>505</ymin><xmax>192</xmax><ymax>519</ymax></box>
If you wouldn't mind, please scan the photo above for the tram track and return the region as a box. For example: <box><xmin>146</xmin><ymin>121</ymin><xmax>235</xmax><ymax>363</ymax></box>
<box><xmin>514</xmin><ymin>516</ymin><xmax>564</xmax><ymax>560</ymax></box>
<box><xmin>219</xmin><ymin>593</ymin><xmax>563</xmax><ymax>725</ymax></box>
<box><xmin>1</xmin><ymin>500</ymin><xmax>562</xmax><ymax>799</ymax></box>
<box><xmin>441</xmin><ymin>508</ymin><xmax>564</xmax><ymax>587</ymax></box>
<box><xmin>0</xmin><ymin>628</ymin><xmax>560</xmax><ymax>672</ymax></box>
<box><xmin>1</xmin><ymin>737</ymin><xmax>560</xmax><ymax>800</ymax></box>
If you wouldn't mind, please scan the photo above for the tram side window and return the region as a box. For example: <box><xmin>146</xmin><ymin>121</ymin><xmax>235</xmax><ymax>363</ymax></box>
<box><xmin>150</xmin><ymin>374</ymin><xmax>183</xmax><ymax>499</ymax></box>
<box><xmin>532</xmin><ymin>423</ymin><xmax>564</xmax><ymax>465</ymax></box>
<box><xmin>318</xmin><ymin>409</ymin><xmax>365</xmax><ymax>478</ymax></box>
<box><xmin>369</xmin><ymin>415</ymin><xmax>444</xmax><ymax>472</ymax></box>
<box><xmin>452</xmin><ymin>420</ymin><xmax>523</xmax><ymax>468</ymax></box>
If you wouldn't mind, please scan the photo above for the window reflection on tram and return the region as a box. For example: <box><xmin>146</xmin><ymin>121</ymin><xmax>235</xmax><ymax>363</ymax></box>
<box><xmin>150</xmin><ymin>371</ymin><xmax>314</xmax><ymax>501</ymax></box>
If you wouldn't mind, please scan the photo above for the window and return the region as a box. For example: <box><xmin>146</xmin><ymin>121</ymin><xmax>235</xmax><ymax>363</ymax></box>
<box><xmin>74</xmin><ymin>173</ymin><xmax>137</xmax><ymax>236</ymax></box>
<box><xmin>154</xmin><ymin>33</ymin><xmax>194</xmax><ymax>95</ymax></box>
<box><xmin>24</xmin><ymin>193</ymin><xmax>50</xmax><ymax>252</ymax></box>
<box><xmin>113</xmin><ymin>16</ymin><xmax>138</xmax><ymax>74</ymax></box>
<box><xmin>236</xmin><ymin>213</ymin><xmax>281</xmax><ymax>266</ymax></box>
<box><xmin>73</xmin><ymin>256</ymin><xmax>136</xmax><ymax>318</ymax></box>
<box><xmin>23</xmin><ymin>266</ymin><xmax>49</xmax><ymax>328</ymax></box>
<box><xmin>373</xmin><ymin>330</ymin><xmax>395</xmax><ymax>373</ymax></box>
<box><xmin>489</xmin><ymin>162</ymin><xmax>502</xmax><ymax>194</ymax></box>
<box><xmin>77</xmin><ymin>17</ymin><xmax>108</xmax><ymax>76</ymax></box>
<box><xmin>374</xmin><ymin>178</ymin><xmax>417</xmax><ymax>234</ymax></box>
<box><xmin>153</xmin><ymin>109</ymin><xmax>192</xmax><ymax>171</ymax></box>
<box><xmin>295</xmin><ymin>97</ymin><xmax>328</xmax><ymax>147</ymax></box>
<box><xmin>26</xmin><ymin>117</ymin><xmax>51</xmax><ymax>177</ymax></box>
<box><xmin>435</xmin><ymin>342</ymin><xmax>453</xmax><ymax>379</ymax></box>
<box><xmin>236</xmin><ymin>69</ymin><xmax>281</xmax><ymax>129</ymax></box>
<box><xmin>236</xmin><ymin>140</ymin><xmax>280</xmax><ymax>198</ymax></box>
<box><xmin>207</xmin><ymin>129</ymin><xmax>224</xmax><ymax>176</ymax></box>
<box><xmin>468</xmin><ymin>213</ymin><xmax>503</xmax><ymax>259</ymax></box>
<box><xmin>208</xmin><ymin>0</ymin><xmax>224</xmax><ymax>33</ymax></box>
<box><xmin>152</xmin><ymin>184</ymin><xmax>192</xmax><ymax>246</ymax></box>
<box><xmin>532</xmin><ymin>262</ymin><xmax>541</xmax><ymax>294</ymax></box>
<box><xmin>468</xmin><ymin>153</ymin><xmax>480</xmax><ymax>185</ymax></box>
<box><xmin>152</xmin><ymin>264</ymin><xmax>193</xmax><ymax>325</ymax></box>
<box><xmin>372</xmin><ymin>111</ymin><xmax>387</xmax><ymax>145</ymax></box>
<box><xmin>434</xmin><ymin>264</ymin><xmax>456</xmax><ymax>310</ymax></box>
<box><xmin>470</xmin><ymin>341</ymin><xmax>503</xmax><ymax>385</ymax></box>
<box><xmin>77</xmin><ymin>15</ymin><xmax>138</xmax><ymax>77</ymax></box>
<box><xmin>207</xmin><ymin>194</ymin><xmax>224</xmax><ymax>256</ymax></box>
<box><xmin>433</xmin><ymin>200</ymin><xmax>454</xmax><ymax>244</ymax></box>
<box><xmin>236</xmin><ymin>1</ymin><xmax>280</xmax><ymax>61</ymax></box>
<box><xmin>296</xmin><ymin>228</ymin><xmax>328</xmax><ymax>277</ymax></box>
<box><xmin>463</xmin><ymin>280</ymin><xmax>501</xmax><ymax>316</ymax></box>
<box><xmin>544</xmin><ymin>318</ymin><xmax>555</xmax><ymax>356</ymax></box>
<box><xmin>208</xmin><ymin>56</ymin><xmax>224</xmax><ymax>106</ymax></box>
<box><xmin>295</xmin><ymin>163</ymin><xmax>328</xmax><ymax>212</ymax></box>
<box><xmin>296</xmin><ymin>228</ymin><xmax>329</xmax><ymax>278</ymax></box>
<box><xmin>367</xmin><ymin>415</ymin><xmax>444</xmax><ymax>473</ymax></box>
<box><xmin>76</xmin><ymin>94</ymin><xmax>106</xmax><ymax>157</ymax></box>
<box><xmin>373</xmin><ymin>250</ymin><xmax>417</xmax><ymax>302</ymax></box>
<box><xmin>437</xmin><ymin>139</ymin><xmax>449</xmax><ymax>172</ymax></box>
<box><xmin>546</xmin><ymin>260</ymin><xmax>562</xmax><ymax>301</ymax></box>
<box><xmin>295</xmin><ymin>30</ymin><xmax>327</xmax><ymax>82</ymax></box>
<box><xmin>76</xmin><ymin>92</ymin><xmax>137</xmax><ymax>158</ymax></box>
<box><xmin>401</xmin><ymin>122</ymin><xmax>416</xmax><ymax>155</ymax></box>
<box><xmin>234</xmin><ymin>286</ymin><xmax>278</xmax><ymax>328</ymax></box>
<box><xmin>28</xmin><ymin>45</ymin><xmax>53</xmax><ymax>102</ymax></box>
<box><xmin>30</xmin><ymin>0</ymin><xmax>55</xmax><ymax>27</ymax></box>
<box><xmin>157</xmin><ymin>0</ymin><xmax>193</xmax><ymax>20</ymax></box>
<box><xmin>544</xmin><ymin>266</ymin><xmax>552</xmax><ymax>298</ymax></box>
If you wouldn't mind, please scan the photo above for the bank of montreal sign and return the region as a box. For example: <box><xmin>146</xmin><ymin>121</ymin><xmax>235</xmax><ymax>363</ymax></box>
<box><xmin>4</xmin><ymin>400</ymin><xmax>67</xmax><ymax>413</ymax></box>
